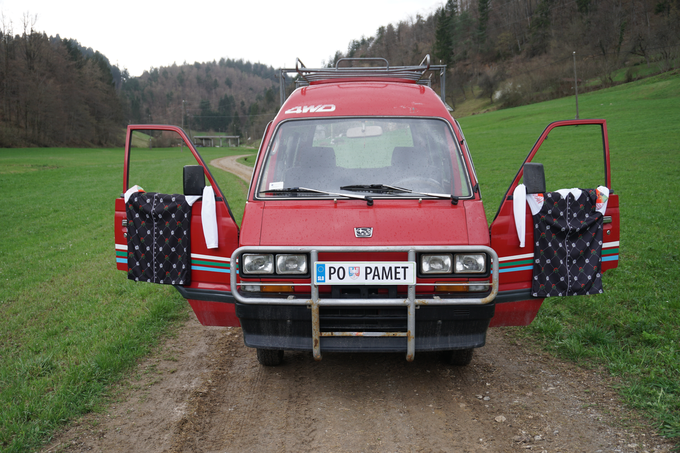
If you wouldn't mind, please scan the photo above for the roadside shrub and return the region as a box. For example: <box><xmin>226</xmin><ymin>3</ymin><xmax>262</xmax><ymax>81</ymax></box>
<box><xmin>494</xmin><ymin>81</ymin><xmax>527</xmax><ymax>107</ymax></box>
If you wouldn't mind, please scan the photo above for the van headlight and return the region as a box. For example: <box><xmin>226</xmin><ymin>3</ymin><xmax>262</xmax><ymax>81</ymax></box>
<box><xmin>276</xmin><ymin>254</ymin><xmax>308</xmax><ymax>274</ymax></box>
<box><xmin>240</xmin><ymin>253</ymin><xmax>309</xmax><ymax>276</ymax></box>
<box><xmin>242</xmin><ymin>254</ymin><xmax>274</xmax><ymax>274</ymax></box>
<box><xmin>454</xmin><ymin>254</ymin><xmax>486</xmax><ymax>274</ymax></box>
<box><xmin>420</xmin><ymin>254</ymin><xmax>453</xmax><ymax>274</ymax></box>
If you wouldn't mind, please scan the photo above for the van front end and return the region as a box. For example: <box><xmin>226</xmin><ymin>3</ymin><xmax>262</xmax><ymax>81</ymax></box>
<box><xmin>231</xmin><ymin>245</ymin><xmax>498</xmax><ymax>363</ymax></box>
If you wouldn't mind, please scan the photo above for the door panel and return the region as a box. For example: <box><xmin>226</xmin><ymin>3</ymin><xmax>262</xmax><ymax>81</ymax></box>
<box><xmin>489</xmin><ymin>120</ymin><xmax>620</xmax><ymax>326</ymax></box>
<box><xmin>114</xmin><ymin>125</ymin><xmax>240</xmax><ymax>326</ymax></box>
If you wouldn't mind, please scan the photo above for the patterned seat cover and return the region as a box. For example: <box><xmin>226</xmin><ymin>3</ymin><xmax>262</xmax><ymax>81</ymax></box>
<box><xmin>126</xmin><ymin>192</ymin><xmax>191</xmax><ymax>285</ymax></box>
<box><xmin>531</xmin><ymin>189</ymin><xmax>604</xmax><ymax>297</ymax></box>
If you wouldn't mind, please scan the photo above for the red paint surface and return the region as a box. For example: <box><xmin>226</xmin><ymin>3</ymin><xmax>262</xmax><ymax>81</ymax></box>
<box><xmin>256</xmin><ymin>200</ymin><xmax>469</xmax><ymax>247</ymax></box>
<box><xmin>489</xmin><ymin>299</ymin><xmax>544</xmax><ymax>327</ymax></box>
<box><xmin>188</xmin><ymin>299</ymin><xmax>240</xmax><ymax>327</ymax></box>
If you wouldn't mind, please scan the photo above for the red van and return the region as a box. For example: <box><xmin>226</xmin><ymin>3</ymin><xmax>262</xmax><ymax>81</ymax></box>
<box><xmin>115</xmin><ymin>56</ymin><xmax>619</xmax><ymax>366</ymax></box>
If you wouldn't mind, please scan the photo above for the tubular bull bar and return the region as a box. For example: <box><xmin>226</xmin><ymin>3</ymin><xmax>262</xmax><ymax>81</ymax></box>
<box><xmin>230</xmin><ymin>246</ymin><xmax>499</xmax><ymax>361</ymax></box>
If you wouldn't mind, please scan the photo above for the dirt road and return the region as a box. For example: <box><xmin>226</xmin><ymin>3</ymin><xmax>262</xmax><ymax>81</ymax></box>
<box><xmin>211</xmin><ymin>155</ymin><xmax>255</xmax><ymax>183</ymax></box>
<box><xmin>43</xmin><ymin>157</ymin><xmax>673</xmax><ymax>453</ymax></box>
<box><xmin>44</xmin><ymin>319</ymin><xmax>671</xmax><ymax>453</ymax></box>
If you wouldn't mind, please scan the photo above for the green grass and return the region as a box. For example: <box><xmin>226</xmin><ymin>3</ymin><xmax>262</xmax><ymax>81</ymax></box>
<box><xmin>130</xmin><ymin>131</ymin><xmax>153</xmax><ymax>148</ymax></box>
<box><xmin>0</xmin><ymin>146</ymin><xmax>250</xmax><ymax>451</ymax></box>
<box><xmin>450</xmin><ymin>93</ymin><xmax>498</xmax><ymax>118</ymax></box>
<box><xmin>609</xmin><ymin>56</ymin><xmax>680</xmax><ymax>83</ymax></box>
<box><xmin>459</xmin><ymin>69</ymin><xmax>680</xmax><ymax>441</ymax></box>
<box><xmin>237</xmin><ymin>153</ymin><xmax>257</xmax><ymax>167</ymax></box>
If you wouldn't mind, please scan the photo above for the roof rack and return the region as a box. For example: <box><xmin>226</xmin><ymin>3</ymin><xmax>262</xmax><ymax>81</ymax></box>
<box><xmin>278</xmin><ymin>54</ymin><xmax>449</xmax><ymax>109</ymax></box>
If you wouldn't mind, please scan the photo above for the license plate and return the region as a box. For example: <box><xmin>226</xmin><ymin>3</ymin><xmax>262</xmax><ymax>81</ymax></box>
<box><xmin>314</xmin><ymin>261</ymin><xmax>415</xmax><ymax>285</ymax></box>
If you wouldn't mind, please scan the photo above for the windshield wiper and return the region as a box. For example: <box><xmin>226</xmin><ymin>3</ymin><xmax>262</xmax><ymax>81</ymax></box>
<box><xmin>340</xmin><ymin>184</ymin><xmax>459</xmax><ymax>204</ymax></box>
<box><xmin>260</xmin><ymin>187</ymin><xmax>373</xmax><ymax>206</ymax></box>
<box><xmin>340</xmin><ymin>184</ymin><xmax>400</xmax><ymax>193</ymax></box>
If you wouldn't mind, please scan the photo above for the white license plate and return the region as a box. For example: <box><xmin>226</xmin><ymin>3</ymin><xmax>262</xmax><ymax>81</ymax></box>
<box><xmin>314</xmin><ymin>261</ymin><xmax>415</xmax><ymax>285</ymax></box>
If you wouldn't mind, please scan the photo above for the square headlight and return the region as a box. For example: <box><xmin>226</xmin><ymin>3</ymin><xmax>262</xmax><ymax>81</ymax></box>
<box><xmin>454</xmin><ymin>254</ymin><xmax>486</xmax><ymax>274</ymax></box>
<box><xmin>421</xmin><ymin>254</ymin><xmax>453</xmax><ymax>274</ymax></box>
<box><xmin>242</xmin><ymin>254</ymin><xmax>274</xmax><ymax>274</ymax></box>
<box><xmin>276</xmin><ymin>254</ymin><xmax>308</xmax><ymax>274</ymax></box>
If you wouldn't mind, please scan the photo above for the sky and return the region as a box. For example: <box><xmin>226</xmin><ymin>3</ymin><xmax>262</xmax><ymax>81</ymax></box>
<box><xmin>0</xmin><ymin>0</ymin><xmax>443</xmax><ymax>77</ymax></box>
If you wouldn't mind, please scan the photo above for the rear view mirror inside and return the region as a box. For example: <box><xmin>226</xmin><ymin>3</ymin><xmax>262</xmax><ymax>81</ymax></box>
<box><xmin>346</xmin><ymin>125</ymin><xmax>383</xmax><ymax>138</ymax></box>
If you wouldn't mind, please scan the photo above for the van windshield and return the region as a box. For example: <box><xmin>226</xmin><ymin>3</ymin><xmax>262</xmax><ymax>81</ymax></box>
<box><xmin>257</xmin><ymin>118</ymin><xmax>472</xmax><ymax>199</ymax></box>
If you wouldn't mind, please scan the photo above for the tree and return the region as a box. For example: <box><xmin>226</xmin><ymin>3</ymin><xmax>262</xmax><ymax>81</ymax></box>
<box><xmin>433</xmin><ymin>0</ymin><xmax>459</xmax><ymax>66</ymax></box>
<box><xmin>479</xmin><ymin>65</ymin><xmax>506</xmax><ymax>102</ymax></box>
<box><xmin>218</xmin><ymin>94</ymin><xmax>234</xmax><ymax>131</ymax></box>
<box><xmin>528</xmin><ymin>0</ymin><xmax>555</xmax><ymax>56</ymax></box>
<box><xmin>477</xmin><ymin>0</ymin><xmax>490</xmax><ymax>47</ymax></box>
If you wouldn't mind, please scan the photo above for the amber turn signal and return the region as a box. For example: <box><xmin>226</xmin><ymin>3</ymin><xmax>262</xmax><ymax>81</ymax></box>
<box><xmin>261</xmin><ymin>285</ymin><xmax>294</xmax><ymax>292</ymax></box>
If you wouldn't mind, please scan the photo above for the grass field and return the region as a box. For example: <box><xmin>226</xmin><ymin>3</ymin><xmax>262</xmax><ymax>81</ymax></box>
<box><xmin>459</xmin><ymin>69</ymin><xmax>680</xmax><ymax>440</ymax></box>
<box><xmin>0</xmin><ymin>71</ymin><xmax>678</xmax><ymax>451</ymax></box>
<box><xmin>0</xmin><ymin>146</ymin><xmax>253</xmax><ymax>452</ymax></box>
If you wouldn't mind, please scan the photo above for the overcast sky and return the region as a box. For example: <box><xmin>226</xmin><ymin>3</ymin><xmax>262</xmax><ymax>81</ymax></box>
<box><xmin>1</xmin><ymin>0</ymin><xmax>443</xmax><ymax>77</ymax></box>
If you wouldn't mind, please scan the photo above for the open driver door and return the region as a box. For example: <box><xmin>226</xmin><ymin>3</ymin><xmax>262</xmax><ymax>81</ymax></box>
<box><xmin>113</xmin><ymin>125</ymin><xmax>241</xmax><ymax>326</ymax></box>
<box><xmin>489</xmin><ymin>119</ymin><xmax>620</xmax><ymax>327</ymax></box>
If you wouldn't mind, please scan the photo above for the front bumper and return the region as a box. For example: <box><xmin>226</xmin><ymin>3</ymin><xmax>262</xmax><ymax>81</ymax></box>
<box><xmin>236</xmin><ymin>302</ymin><xmax>494</xmax><ymax>352</ymax></box>
<box><xmin>231</xmin><ymin>246</ymin><xmax>499</xmax><ymax>361</ymax></box>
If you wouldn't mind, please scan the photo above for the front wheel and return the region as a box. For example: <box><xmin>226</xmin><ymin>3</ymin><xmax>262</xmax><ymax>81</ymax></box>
<box><xmin>256</xmin><ymin>348</ymin><xmax>284</xmax><ymax>366</ymax></box>
<box><xmin>442</xmin><ymin>348</ymin><xmax>474</xmax><ymax>366</ymax></box>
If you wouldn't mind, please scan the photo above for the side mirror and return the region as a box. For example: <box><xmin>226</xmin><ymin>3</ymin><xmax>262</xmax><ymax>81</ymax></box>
<box><xmin>183</xmin><ymin>165</ymin><xmax>206</xmax><ymax>195</ymax></box>
<box><xmin>523</xmin><ymin>162</ymin><xmax>546</xmax><ymax>194</ymax></box>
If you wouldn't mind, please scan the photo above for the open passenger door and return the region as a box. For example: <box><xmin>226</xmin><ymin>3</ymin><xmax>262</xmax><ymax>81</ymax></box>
<box><xmin>489</xmin><ymin>119</ymin><xmax>620</xmax><ymax>326</ymax></box>
<box><xmin>113</xmin><ymin>125</ymin><xmax>241</xmax><ymax>326</ymax></box>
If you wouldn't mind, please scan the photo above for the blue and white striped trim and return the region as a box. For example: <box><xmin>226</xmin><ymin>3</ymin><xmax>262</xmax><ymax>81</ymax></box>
<box><xmin>602</xmin><ymin>241</ymin><xmax>620</xmax><ymax>262</ymax></box>
<box><xmin>115</xmin><ymin>244</ymin><xmax>232</xmax><ymax>273</ymax></box>
<box><xmin>498</xmin><ymin>252</ymin><xmax>534</xmax><ymax>274</ymax></box>
<box><xmin>498</xmin><ymin>241</ymin><xmax>619</xmax><ymax>273</ymax></box>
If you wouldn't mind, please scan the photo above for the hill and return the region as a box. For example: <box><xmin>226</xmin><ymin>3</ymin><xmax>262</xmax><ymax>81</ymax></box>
<box><xmin>0</xmin><ymin>26</ymin><xmax>123</xmax><ymax>147</ymax></box>
<box><xmin>0</xmin><ymin>24</ymin><xmax>280</xmax><ymax>147</ymax></box>
<box><xmin>120</xmin><ymin>59</ymin><xmax>279</xmax><ymax>141</ymax></box>
<box><xmin>2</xmin><ymin>0</ymin><xmax>677</xmax><ymax>148</ymax></box>
<box><xmin>328</xmin><ymin>0</ymin><xmax>680</xmax><ymax>112</ymax></box>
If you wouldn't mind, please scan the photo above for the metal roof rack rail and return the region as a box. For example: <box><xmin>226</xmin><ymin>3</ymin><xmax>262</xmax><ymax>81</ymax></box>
<box><xmin>278</xmin><ymin>55</ymin><xmax>448</xmax><ymax>108</ymax></box>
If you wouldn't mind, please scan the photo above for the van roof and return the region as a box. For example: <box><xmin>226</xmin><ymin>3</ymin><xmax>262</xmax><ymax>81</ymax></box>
<box><xmin>275</xmin><ymin>55</ymin><xmax>452</xmax><ymax>116</ymax></box>
<box><xmin>276</xmin><ymin>81</ymin><xmax>451</xmax><ymax>120</ymax></box>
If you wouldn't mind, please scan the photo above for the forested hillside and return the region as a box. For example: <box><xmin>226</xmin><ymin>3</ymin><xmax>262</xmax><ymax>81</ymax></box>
<box><xmin>330</xmin><ymin>0</ymin><xmax>679</xmax><ymax>109</ymax></box>
<box><xmin>0</xmin><ymin>22</ymin><xmax>279</xmax><ymax>147</ymax></box>
<box><xmin>1</xmin><ymin>0</ymin><xmax>678</xmax><ymax>147</ymax></box>
<box><xmin>0</xmin><ymin>22</ymin><xmax>123</xmax><ymax>147</ymax></box>
<box><xmin>121</xmin><ymin>59</ymin><xmax>279</xmax><ymax>142</ymax></box>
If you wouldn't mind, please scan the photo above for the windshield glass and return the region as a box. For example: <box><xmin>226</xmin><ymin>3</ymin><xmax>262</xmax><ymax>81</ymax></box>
<box><xmin>257</xmin><ymin>118</ymin><xmax>472</xmax><ymax>198</ymax></box>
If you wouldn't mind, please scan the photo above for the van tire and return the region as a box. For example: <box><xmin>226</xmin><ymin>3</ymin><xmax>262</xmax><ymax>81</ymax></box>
<box><xmin>257</xmin><ymin>348</ymin><xmax>284</xmax><ymax>366</ymax></box>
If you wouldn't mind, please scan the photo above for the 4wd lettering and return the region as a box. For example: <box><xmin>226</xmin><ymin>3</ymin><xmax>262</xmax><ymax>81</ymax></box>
<box><xmin>284</xmin><ymin>104</ymin><xmax>336</xmax><ymax>114</ymax></box>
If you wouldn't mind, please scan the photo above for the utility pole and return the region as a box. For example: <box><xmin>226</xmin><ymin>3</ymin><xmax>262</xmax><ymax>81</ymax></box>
<box><xmin>573</xmin><ymin>51</ymin><xmax>579</xmax><ymax>120</ymax></box>
<box><xmin>181</xmin><ymin>100</ymin><xmax>185</xmax><ymax>151</ymax></box>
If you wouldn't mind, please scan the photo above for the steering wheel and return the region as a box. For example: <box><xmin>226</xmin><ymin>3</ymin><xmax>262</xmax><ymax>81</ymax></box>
<box><xmin>392</xmin><ymin>176</ymin><xmax>444</xmax><ymax>194</ymax></box>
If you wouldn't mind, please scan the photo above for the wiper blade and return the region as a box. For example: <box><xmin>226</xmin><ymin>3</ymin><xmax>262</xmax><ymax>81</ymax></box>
<box><xmin>340</xmin><ymin>184</ymin><xmax>398</xmax><ymax>193</ymax></box>
<box><xmin>340</xmin><ymin>183</ymin><xmax>458</xmax><ymax>203</ymax></box>
<box><xmin>261</xmin><ymin>187</ymin><xmax>326</xmax><ymax>195</ymax></box>
<box><xmin>260</xmin><ymin>187</ymin><xmax>373</xmax><ymax>205</ymax></box>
